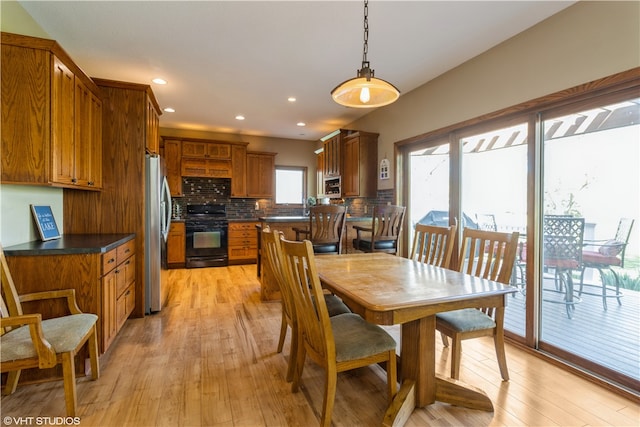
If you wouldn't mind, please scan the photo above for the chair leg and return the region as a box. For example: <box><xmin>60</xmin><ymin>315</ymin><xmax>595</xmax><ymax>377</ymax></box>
<box><xmin>277</xmin><ymin>311</ymin><xmax>288</xmax><ymax>353</ymax></box>
<box><xmin>440</xmin><ymin>331</ymin><xmax>449</xmax><ymax>347</ymax></box>
<box><xmin>62</xmin><ymin>352</ymin><xmax>77</xmax><ymax>417</ymax></box>
<box><xmin>88</xmin><ymin>328</ymin><xmax>100</xmax><ymax>380</ymax></box>
<box><xmin>450</xmin><ymin>335</ymin><xmax>462</xmax><ymax>380</ymax></box>
<box><xmin>494</xmin><ymin>333</ymin><xmax>509</xmax><ymax>381</ymax></box>
<box><xmin>285</xmin><ymin>323</ymin><xmax>299</xmax><ymax>382</ymax></box>
<box><xmin>387</xmin><ymin>351</ymin><xmax>398</xmax><ymax>402</ymax></box>
<box><xmin>3</xmin><ymin>370</ymin><xmax>21</xmax><ymax>395</ymax></box>
<box><xmin>291</xmin><ymin>338</ymin><xmax>306</xmax><ymax>393</ymax></box>
<box><xmin>320</xmin><ymin>365</ymin><xmax>337</xmax><ymax>427</ymax></box>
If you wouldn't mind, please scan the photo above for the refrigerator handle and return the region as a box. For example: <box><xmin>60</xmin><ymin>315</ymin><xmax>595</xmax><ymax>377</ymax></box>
<box><xmin>161</xmin><ymin>176</ymin><xmax>172</xmax><ymax>242</ymax></box>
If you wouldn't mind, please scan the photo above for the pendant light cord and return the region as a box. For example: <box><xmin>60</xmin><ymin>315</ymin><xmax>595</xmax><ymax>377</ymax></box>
<box><xmin>362</xmin><ymin>0</ymin><xmax>369</xmax><ymax>68</ymax></box>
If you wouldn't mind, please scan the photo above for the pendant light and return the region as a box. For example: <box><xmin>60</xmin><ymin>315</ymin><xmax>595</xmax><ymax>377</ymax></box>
<box><xmin>331</xmin><ymin>0</ymin><xmax>400</xmax><ymax>108</ymax></box>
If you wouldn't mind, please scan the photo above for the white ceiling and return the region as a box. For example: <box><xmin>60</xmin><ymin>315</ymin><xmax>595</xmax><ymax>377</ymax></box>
<box><xmin>19</xmin><ymin>1</ymin><xmax>575</xmax><ymax>141</ymax></box>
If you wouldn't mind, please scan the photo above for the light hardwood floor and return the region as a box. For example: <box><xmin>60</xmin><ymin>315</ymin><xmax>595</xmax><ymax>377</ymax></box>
<box><xmin>2</xmin><ymin>265</ymin><xmax>639</xmax><ymax>426</ymax></box>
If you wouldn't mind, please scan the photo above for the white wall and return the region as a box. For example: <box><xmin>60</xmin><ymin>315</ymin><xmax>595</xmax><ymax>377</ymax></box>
<box><xmin>349</xmin><ymin>1</ymin><xmax>640</xmax><ymax>191</ymax></box>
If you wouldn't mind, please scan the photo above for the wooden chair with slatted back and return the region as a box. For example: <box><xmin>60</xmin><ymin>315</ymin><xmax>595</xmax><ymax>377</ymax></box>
<box><xmin>353</xmin><ymin>205</ymin><xmax>406</xmax><ymax>255</ymax></box>
<box><xmin>436</xmin><ymin>228</ymin><xmax>519</xmax><ymax>381</ymax></box>
<box><xmin>279</xmin><ymin>238</ymin><xmax>397</xmax><ymax>427</ymax></box>
<box><xmin>261</xmin><ymin>227</ymin><xmax>350</xmax><ymax>383</ymax></box>
<box><xmin>292</xmin><ymin>205</ymin><xmax>347</xmax><ymax>254</ymax></box>
<box><xmin>0</xmin><ymin>244</ymin><xmax>100</xmax><ymax>416</ymax></box>
<box><xmin>410</xmin><ymin>223</ymin><xmax>457</xmax><ymax>268</ymax></box>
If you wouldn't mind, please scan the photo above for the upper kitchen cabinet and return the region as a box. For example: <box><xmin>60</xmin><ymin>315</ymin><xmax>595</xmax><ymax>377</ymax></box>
<box><xmin>341</xmin><ymin>131</ymin><xmax>378</xmax><ymax>198</ymax></box>
<box><xmin>1</xmin><ymin>32</ymin><xmax>102</xmax><ymax>190</ymax></box>
<box><xmin>246</xmin><ymin>152</ymin><xmax>276</xmax><ymax>198</ymax></box>
<box><xmin>231</xmin><ymin>143</ymin><xmax>248</xmax><ymax>197</ymax></box>
<box><xmin>162</xmin><ymin>138</ymin><xmax>183</xmax><ymax>197</ymax></box>
<box><xmin>181</xmin><ymin>139</ymin><xmax>233</xmax><ymax>178</ymax></box>
<box><xmin>319</xmin><ymin>129</ymin><xmax>378</xmax><ymax>198</ymax></box>
<box><xmin>146</xmin><ymin>96</ymin><xmax>160</xmax><ymax>154</ymax></box>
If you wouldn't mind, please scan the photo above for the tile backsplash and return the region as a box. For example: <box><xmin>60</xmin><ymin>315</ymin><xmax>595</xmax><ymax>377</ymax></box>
<box><xmin>172</xmin><ymin>176</ymin><xmax>393</xmax><ymax>219</ymax></box>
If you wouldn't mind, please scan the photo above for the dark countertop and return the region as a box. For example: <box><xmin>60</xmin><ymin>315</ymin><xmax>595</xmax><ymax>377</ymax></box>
<box><xmin>3</xmin><ymin>233</ymin><xmax>136</xmax><ymax>256</ymax></box>
<box><xmin>258</xmin><ymin>216</ymin><xmax>371</xmax><ymax>222</ymax></box>
<box><xmin>228</xmin><ymin>218</ymin><xmax>260</xmax><ymax>223</ymax></box>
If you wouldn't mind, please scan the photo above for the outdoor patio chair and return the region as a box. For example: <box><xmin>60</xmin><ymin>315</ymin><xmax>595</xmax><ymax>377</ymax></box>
<box><xmin>542</xmin><ymin>215</ymin><xmax>585</xmax><ymax>319</ymax></box>
<box><xmin>579</xmin><ymin>218</ymin><xmax>635</xmax><ymax>310</ymax></box>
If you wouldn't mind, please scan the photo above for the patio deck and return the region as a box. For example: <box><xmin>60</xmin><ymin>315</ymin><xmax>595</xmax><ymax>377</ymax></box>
<box><xmin>504</xmin><ymin>277</ymin><xmax>640</xmax><ymax>382</ymax></box>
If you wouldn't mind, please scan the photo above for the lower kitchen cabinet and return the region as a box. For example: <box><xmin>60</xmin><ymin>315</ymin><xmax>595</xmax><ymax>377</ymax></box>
<box><xmin>167</xmin><ymin>221</ymin><xmax>186</xmax><ymax>267</ymax></box>
<box><xmin>228</xmin><ymin>221</ymin><xmax>259</xmax><ymax>264</ymax></box>
<box><xmin>3</xmin><ymin>234</ymin><xmax>135</xmax><ymax>383</ymax></box>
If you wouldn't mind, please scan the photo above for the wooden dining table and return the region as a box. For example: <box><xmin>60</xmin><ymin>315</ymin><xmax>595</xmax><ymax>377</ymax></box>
<box><xmin>314</xmin><ymin>253</ymin><xmax>517</xmax><ymax>426</ymax></box>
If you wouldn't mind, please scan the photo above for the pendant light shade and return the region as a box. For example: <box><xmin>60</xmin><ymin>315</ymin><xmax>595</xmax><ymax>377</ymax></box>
<box><xmin>331</xmin><ymin>0</ymin><xmax>399</xmax><ymax>108</ymax></box>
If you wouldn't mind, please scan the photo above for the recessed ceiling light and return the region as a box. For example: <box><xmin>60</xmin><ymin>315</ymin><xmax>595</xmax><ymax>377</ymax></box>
<box><xmin>163</xmin><ymin>107</ymin><xmax>175</xmax><ymax>113</ymax></box>
<box><xmin>297</xmin><ymin>122</ymin><xmax>306</xmax><ymax>127</ymax></box>
<box><xmin>152</xmin><ymin>78</ymin><xmax>167</xmax><ymax>85</ymax></box>
<box><xmin>235</xmin><ymin>115</ymin><xmax>245</xmax><ymax>120</ymax></box>
<box><xmin>288</xmin><ymin>97</ymin><xmax>296</xmax><ymax>102</ymax></box>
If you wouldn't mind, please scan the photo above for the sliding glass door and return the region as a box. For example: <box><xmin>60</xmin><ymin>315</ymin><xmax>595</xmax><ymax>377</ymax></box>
<box><xmin>540</xmin><ymin>97</ymin><xmax>640</xmax><ymax>383</ymax></box>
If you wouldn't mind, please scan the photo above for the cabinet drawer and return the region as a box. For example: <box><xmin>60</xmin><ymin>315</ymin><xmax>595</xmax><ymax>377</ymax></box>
<box><xmin>117</xmin><ymin>239</ymin><xmax>135</xmax><ymax>263</ymax></box>
<box><xmin>116</xmin><ymin>283</ymin><xmax>135</xmax><ymax>330</ymax></box>
<box><xmin>229</xmin><ymin>236</ymin><xmax>257</xmax><ymax>247</ymax></box>
<box><xmin>102</xmin><ymin>248</ymin><xmax>118</xmax><ymax>274</ymax></box>
<box><xmin>116</xmin><ymin>254</ymin><xmax>136</xmax><ymax>296</ymax></box>
<box><xmin>229</xmin><ymin>230</ymin><xmax>256</xmax><ymax>239</ymax></box>
<box><xmin>229</xmin><ymin>222</ymin><xmax>258</xmax><ymax>231</ymax></box>
<box><xmin>229</xmin><ymin>247</ymin><xmax>257</xmax><ymax>260</ymax></box>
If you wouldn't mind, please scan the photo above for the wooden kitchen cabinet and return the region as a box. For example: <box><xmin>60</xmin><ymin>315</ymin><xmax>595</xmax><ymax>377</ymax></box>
<box><xmin>1</xmin><ymin>32</ymin><xmax>102</xmax><ymax>190</ymax></box>
<box><xmin>246</xmin><ymin>152</ymin><xmax>276</xmax><ymax>198</ymax></box>
<box><xmin>163</xmin><ymin>138</ymin><xmax>183</xmax><ymax>196</ymax></box>
<box><xmin>228</xmin><ymin>221</ymin><xmax>259</xmax><ymax>264</ymax></box>
<box><xmin>167</xmin><ymin>221</ymin><xmax>186</xmax><ymax>266</ymax></box>
<box><xmin>231</xmin><ymin>144</ymin><xmax>248</xmax><ymax>197</ymax></box>
<box><xmin>4</xmin><ymin>235</ymin><xmax>135</xmax><ymax>384</ymax></box>
<box><xmin>342</xmin><ymin>131</ymin><xmax>378</xmax><ymax>198</ymax></box>
<box><xmin>315</xmin><ymin>148</ymin><xmax>324</xmax><ymax>197</ymax></box>
<box><xmin>64</xmin><ymin>79</ymin><xmax>161</xmax><ymax>319</ymax></box>
<box><xmin>146</xmin><ymin>95</ymin><xmax>160</xmax><ymax>154</ymax></box>
<box><xmin>101</xmin><ymin>239</ymin><xmax>136</xmax><ymax>352</ymax></box>
<box><xmin>319</xmin><ymin>129</ymin><xmax>378</xmax><ymax>199</ymax></box>
<box><xmin>181</xmin><ymin>140</ymin><xmax>233</xmax><ymax>178</ymax></box>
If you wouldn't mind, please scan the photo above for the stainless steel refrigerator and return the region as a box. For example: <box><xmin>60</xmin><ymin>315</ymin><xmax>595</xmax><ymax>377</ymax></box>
<box><xmin>145</xmin><ymin>154</ymin><xmax>172</xmax><ymax>313</ymax></box>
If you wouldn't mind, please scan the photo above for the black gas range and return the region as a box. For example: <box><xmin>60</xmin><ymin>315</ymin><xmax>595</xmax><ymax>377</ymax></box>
<box><xmin>185</xmin><ymin>204</ymin><xmax>228</xmax><ymax>268</ymax></box>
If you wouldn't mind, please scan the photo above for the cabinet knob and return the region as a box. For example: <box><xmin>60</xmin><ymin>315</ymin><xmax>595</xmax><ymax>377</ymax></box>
<box><xmin>108</xmin><ymin>258</ymin><xmax>115</xmax><ymax>264</ymax></box>
<box><xmin>88</xmin><ymin>181</ymin><xmax>94</xmax><ymax>186</ymax></box>
<box><xmin>71</xmin><ymin>178</ymin><xmax>78</xmax><ymax>183</ymax></box>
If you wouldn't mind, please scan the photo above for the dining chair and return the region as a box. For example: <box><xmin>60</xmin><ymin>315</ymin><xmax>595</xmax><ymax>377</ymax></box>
<box><xmin>579</xmin><ymin>218</ymin><xmax>634</xmax><ymax>310</ymax></box>
<box><xmin>0</xmin><ymin>244</ymin><xmax>100</xmax><ymax>416</ymax></box>
<box><xmin>261</xmin><ymin>227</ymin><xmax>350</xmax><ymax>382</ymax></box>
<box><xmin>409</xmin><ymin>223</ymin><xmax>457</xmax><ymax>269</ymax></box>
<box><xmin>279</xmin><ymin>237</ymin><xmax>397</xmax><ymax>427</ymax></box>
<box><xmin>542</xmin><ymin>215</ymin><xmax>585</xmax><ymax>319</ymax></box>
<box><xmin>292</xmin><ymin>205</ymin><xmax>347</xmax><ymax>254</ymax></box>
<box><xmin>353</xmin><ymin>205</ymin><xmax>406</xmax><ymax>255</ymax></box>
<box><xmin>436</xmin><ymin>228</ymin><xmax>519</xmax><ymax>381</ymax></box>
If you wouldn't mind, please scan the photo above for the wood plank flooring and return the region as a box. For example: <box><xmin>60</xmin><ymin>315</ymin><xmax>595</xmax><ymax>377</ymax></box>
<box><xmin>2</xmin><ymin>265</ymin><xmax>639</xmax><ymax>426</ymax></box>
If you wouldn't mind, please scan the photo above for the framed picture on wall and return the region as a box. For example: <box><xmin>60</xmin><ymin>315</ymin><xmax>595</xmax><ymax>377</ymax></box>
<box><xmin>30</xmin><ymin>205</ymin><xmax>61</xmax><ymax>241</ymax></box>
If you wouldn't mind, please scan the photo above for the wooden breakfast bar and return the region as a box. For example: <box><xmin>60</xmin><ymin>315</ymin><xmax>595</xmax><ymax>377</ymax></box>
<box><xmin>314</xmin><ymin>253</ymin><xmax>517</xmax><ymax>426</ymax></box>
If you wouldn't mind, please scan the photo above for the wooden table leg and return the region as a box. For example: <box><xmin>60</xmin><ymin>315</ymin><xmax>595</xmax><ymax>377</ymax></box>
<box><xmin>400</xmin><ymin>316</ymin><xmax>435</xmax><ymax>406</ymax></box>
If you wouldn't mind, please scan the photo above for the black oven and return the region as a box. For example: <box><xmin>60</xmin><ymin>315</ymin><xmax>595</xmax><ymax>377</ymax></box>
<box><xmin>185</xmin><ymin>204</ymin><xmax>229</xmax><ymax>268</ymax></box>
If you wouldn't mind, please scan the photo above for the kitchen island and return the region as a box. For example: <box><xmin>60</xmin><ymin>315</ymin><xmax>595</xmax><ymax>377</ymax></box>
<box><xmin>257</xmin><ymin>215</ymin><xmax>372</xmax><ymax>300</ymax></box>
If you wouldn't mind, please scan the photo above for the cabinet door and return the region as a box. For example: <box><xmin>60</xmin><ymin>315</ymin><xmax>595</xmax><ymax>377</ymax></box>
<box><xmin>146</xmin><ymin>95</ymin><xmax>160</xmax><ymax>154</ymax></box>
<box><xmin>316</xmin><ymin>150</ymin><xmax>324</xmax><ymax>197</ymax></box>
<box><xmin>246</xmin><ymin>153</ymin><xmax>275</xmax><ymax>198</ymax></box>
<box><xmin>323</xmin><ymin>135</ymin><xmax>341</xmax><ymax>177</ymax></box>
<box><xmin>101</xmin><ymin>268</ymin><xmax>117</xmax><ymax>352</ymax></box>
<box><xmin>51</xmin><ymin>56</ymin><xmax>76</xmax><ymax>186</ymax></box>
<box><xmin>167</xmin><ymin>222</ymin><xmax>186</xmax><ymax>264</ymax></box>
<box><xmin>231</xmin><ymin>144</ymin><xmax>247</xmax><ymax>197</ymax></box>
<box><xmin>342</xmin><ymin>136</ymin><xmax>359</xmax><ymax>197</ymax></box>
<box><xmin>0</xmin><ymin>44</ymin><xmax>50</xmax><ymax>185</ymax></box>
<box><xmin>182</xmin><ymin>141</ymin><xmax>207</xmax><ymax>157</ymax></box>
<box><xmin>74</xmin><ymin>79</ymin><xmax>102</xmax><ymax>189</ymax></box>
<box><xmin>164</xmin><ymin>139</ymin><xmax>183</xmax><ymax>196</ymax></box>
<box><xmin>206</xmin><ymin>143</ymin><xmax>231</xmax><ymax>159</ymax></box>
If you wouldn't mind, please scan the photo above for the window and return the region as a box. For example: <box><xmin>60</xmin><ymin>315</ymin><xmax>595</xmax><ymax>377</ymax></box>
<box><xmin>275</xmin><ymin>166</ymin><xmax>307</xmax><ymax>205</ymax></box>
